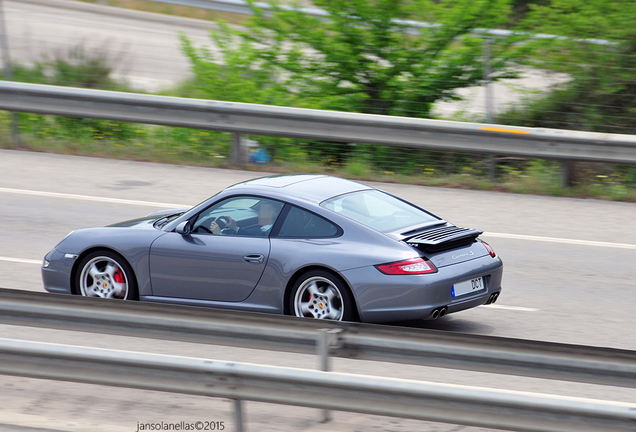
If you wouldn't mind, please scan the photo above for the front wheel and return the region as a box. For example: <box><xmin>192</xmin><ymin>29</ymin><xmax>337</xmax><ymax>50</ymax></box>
<box><xmin>76</xmin><ymin>250</ymin><xmax>138</xmax><ymax>300</ymax></box>
<box><xmin>290</xmin><ymin>270</ymin><xmax>355</xmax><ymax>321</ymax></box>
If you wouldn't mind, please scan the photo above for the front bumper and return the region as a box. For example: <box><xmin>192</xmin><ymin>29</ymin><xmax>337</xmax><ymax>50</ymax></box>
<box><xmin>41</xmin><ymin>249</ymin><xmax>75</xmax><ymax>294</ymax></box>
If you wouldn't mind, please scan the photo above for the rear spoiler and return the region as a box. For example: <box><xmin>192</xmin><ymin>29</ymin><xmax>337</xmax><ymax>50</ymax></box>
<box><xmin>406</xmin><ymin>225</ymin><xmax>483</xmax><ymax>253</ymax></box>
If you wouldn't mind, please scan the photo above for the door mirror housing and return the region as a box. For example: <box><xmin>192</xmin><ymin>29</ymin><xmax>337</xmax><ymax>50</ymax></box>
<box><xmin>175</xmin><ymin>221</ymin><xmax>191</xmax><ymax>235</ymax></box>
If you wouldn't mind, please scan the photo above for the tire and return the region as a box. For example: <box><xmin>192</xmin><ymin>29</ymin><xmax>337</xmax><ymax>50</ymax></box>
<box><xmin>75</xmin><ymin>250</ymin><xmax>138</xmax><ymax>300</ymax></box>
<box><xmin>290</xmin><ymin>270</ymin><xmax>355</xmax><ymax>321</ymax></box>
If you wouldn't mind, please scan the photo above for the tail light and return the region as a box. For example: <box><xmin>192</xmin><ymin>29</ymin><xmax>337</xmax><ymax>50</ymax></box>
<box><xmin>481</xmin><ymin>240</ymin><xmax>496</xmax><ymax>257</ymax></box>
<box><xmin>375</xmin><ymin>257</ymin><xmax>437</xmax><ymax>275</ymax></box>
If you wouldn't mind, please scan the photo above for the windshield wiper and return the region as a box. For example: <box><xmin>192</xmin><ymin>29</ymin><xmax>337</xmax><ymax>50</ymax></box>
<box><xmin>154</xmin><ymin>214</ymin><xmax>181</xmax><ymax>229</ymax></box>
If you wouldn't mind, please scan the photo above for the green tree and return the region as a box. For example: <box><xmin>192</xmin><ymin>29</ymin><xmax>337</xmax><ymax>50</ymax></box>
<box><xmin>180</xmin><ymin>28</ymin><xmax>298</xmax><ymax>106</ymax></box>
<box><xmin>505</xmin><ymin>0</ymin><xmax>636</xmax><ymax>133</ymax></box>
<box><xmin>182</xmin><ymin>0</ymin><xmax>534</xmax><ymax>118</ymax></box>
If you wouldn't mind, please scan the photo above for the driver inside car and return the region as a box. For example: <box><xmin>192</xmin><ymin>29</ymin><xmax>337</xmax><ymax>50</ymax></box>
<box><xmin>208</xmin><ymin>201</ymin><xmax>279</xmax><ymax>236</ymax></box>
<box><xmin>209</xmin><ymin>215</ymin><xmax>238</xmax><ymax>235</ymax></box>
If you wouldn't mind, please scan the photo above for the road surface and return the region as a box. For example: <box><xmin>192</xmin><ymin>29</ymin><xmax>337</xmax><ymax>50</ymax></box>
<box><xmin>0</xmin><ymin>149</ymin><xmax>635</xmax><ymax>431</ymax></box>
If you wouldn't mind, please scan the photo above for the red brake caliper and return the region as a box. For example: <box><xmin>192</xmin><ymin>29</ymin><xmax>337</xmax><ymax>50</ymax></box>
<box><xmin>113</xmin><ymin>269</ymin><xmax>126</xmax><ymax>298</ymax></box>
<box><xmin>113</xmin><ymin>269</ymin><xmax>125</xmax><ymax>284</ymax></box>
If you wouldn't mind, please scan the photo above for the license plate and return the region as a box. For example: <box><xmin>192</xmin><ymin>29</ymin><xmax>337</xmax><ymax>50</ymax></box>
<box><xmin>452</xmin><ymin>277</ymin><xmax>484</xmax><ymax>298</ymax></box>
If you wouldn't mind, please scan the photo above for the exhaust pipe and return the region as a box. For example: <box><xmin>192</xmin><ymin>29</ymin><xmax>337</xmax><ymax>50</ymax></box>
<box><xmin>430</xmin><ymin>306</ymin><xmax>449</xmax><ymax>320</ymax></box>
<box><xmin>485</xmin><ymin>292</ymin><xmax>500</xmax><ymax>305</ymax></box>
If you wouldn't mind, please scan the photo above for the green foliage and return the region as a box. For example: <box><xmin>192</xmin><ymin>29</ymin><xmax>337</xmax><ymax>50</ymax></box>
<box><xmin>8</xmin><ymin>44</ymin><xmax>137</xmax><ymax>141</ymax></box>
<box><xmin>509</xmin><ymin>0</ymin><xmax>549</xmax><ymax>21</ymax></box>
<box><xmin>180</xmin><ymin>1</ymin><xmax>539</xmax><ymax>118</ymax></box>
<box><xmin>3</xmin><ymin>44</ymin><xmax>233</xmax><ymax>160</ymax></box>
<box><xmin>504</xmin><ymin>0</ymin><xmax>636</xmax><ymax>133</ymax></box>
<box><xmin>12</xmin><ymin>44</ymin><xmax>120</xmax><ymax>89</ymax></box>
<box><xmin>231</xmin><ymin>0</ymin><xmax>533</xmax><ymax>118</ymax></box>
<box><xmin>180</xmin><ymin>26</ymin><xmax>297</xmax><ymax>106</ymax></box>
<box><xmin>179</xmin><ymin>0</ymin><xmax>541</xmax><ymax>174</ymax></box>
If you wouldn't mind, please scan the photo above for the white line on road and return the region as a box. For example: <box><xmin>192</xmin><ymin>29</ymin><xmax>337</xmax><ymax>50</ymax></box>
<box><xmin>481</xmin><ymin>304</ymin><xmax>539</xmax><ymax>312</ymax></box>
<box><xmin>0</xmin><ymin>187</ymin><xmax>190</xmax><ymax>208</ymax></box>
<box><xmin>2</xmin><ymin>187</ymin><xmax>636</xmax><ymax>251</ymax></box>
<box><xmin>483</xmin><ymin>232</ymin><xmax>636</xmax><ymax>250</ymax></box>
<box><xmin>0</xmin><ymin>256</ymin><xmax>42</xmax><ymax>265</ymax></box>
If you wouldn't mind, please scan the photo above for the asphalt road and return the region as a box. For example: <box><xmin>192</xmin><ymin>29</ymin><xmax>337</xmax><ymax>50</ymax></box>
<box><xmin>1</xmin><ymin>149</ymin><xmax>635</xmax><ymax>431</ymax></box>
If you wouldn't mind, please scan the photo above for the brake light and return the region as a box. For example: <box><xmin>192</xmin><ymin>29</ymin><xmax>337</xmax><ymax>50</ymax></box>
<box><xmin>375</xmin><ymin>257</ymin><xmax>437</xmax><ymax>275</ymax></box>
<box><xmin>481</xmin><ymin>240</ymin><xmax>496</xmax><ymax>257</ymax></box>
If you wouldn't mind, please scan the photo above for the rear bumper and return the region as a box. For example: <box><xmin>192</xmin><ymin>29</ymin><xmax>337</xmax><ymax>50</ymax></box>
<box><xmin>342</xmin><ymin>256</ymin><xmax>503</xmax><ymax>323</ymax></box>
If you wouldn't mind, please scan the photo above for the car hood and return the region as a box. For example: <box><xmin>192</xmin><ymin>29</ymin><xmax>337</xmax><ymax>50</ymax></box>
<box><xmin>107</xmin><ymin>215</ymin><xmax>166</xmax><ymax>228</ymax></box>
<box><xmin>107</xmin><ymin>210</ymin><xmax>185</xmax><ymax>229</ymax></box>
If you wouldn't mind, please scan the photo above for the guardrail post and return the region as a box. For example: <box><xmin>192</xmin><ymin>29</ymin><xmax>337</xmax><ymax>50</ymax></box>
<box><xmin>560</xmin><ymin>160</ymin><xmax>574</xmax><ymax>187</ymax></box>
<box><xmin>231</xmin><ymin>132</ymin><xmax>243</xmax><ymax>165</ymax></box>
<box><xmin>317</xmin><ymin>328</ymin><xmax>342</xmax><ymax>423</ymax></box>
<box><xmin>233</xmin><ymin>399</ymin><xmax>245</xmax><ymax>432</ymax></box>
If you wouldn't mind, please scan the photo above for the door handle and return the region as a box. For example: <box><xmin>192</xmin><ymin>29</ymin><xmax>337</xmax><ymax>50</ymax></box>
<box><xmin>243</xmin><ymin>254</ymin><xmax>264</xmax><ymax>264</ymax></box>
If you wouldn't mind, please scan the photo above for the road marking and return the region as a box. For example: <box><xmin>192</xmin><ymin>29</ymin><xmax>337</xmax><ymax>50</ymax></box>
<box><xmin>2</xmin><ymin>187</ymin><xmax>636</xmax><ymax>250</ymax></box>
<box><xmin>483</xmin><ymin>232</ymin><xmax>636</xmax><ymax>250</ymax></box>
<box><xmin>0</xmin><ymin>256</ymin><xmax>42</xmax><ymax>265</ymax></box>
<box><xmin>0</xmin><ymin>187</ymin><xmax>190</xmax><ymax>208</ymax></box>
<box><xmin>481</xmin><ymin>304</ymin><xmax>539</xmax><ymax>312</ymax></box>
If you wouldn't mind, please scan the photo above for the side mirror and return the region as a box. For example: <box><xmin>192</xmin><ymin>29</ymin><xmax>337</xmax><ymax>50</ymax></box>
<box><xmin>175</xmin><ymin>221</ymin><xmax>191</xmax><ymax>235</ymax></box>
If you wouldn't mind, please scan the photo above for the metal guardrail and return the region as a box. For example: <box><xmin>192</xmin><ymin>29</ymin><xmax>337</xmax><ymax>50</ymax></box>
<box><xmin>1</xmin><ymin>81</ymin><xmax>636</xmax><ymax>165</ymax></box>
<box><xmin>1</xmin><ymin>337</ymin><xmax>635</xmax><ymax>432</ymax></box>
<box><xmin>1</xmin><ymin>288</ymin><xmax>635</xmax><ymax>389</ymax></box>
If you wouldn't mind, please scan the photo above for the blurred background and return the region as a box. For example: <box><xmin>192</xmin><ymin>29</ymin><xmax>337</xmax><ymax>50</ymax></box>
<box><xmin>1</xmin><ymin>0</ymin><xmax>635</xmax><ymax>199</ymax></box>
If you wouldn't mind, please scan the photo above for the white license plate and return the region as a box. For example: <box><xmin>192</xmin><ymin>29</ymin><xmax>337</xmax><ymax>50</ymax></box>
<box><xmin>452</xmin><ymin>277</ymin><xmax>484</xmax><ymax>298</ymax></box>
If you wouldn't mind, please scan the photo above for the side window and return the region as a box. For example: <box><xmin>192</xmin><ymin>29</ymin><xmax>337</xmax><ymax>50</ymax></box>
<box><xmin>191</xmin><ymin>196</ymin><xmax>283</xmax><ymax>236</ymax></box>
<box><xmin>277</xmin><ymin>206</ymin><xmax>340</xmax><ymax>238</ymax></box>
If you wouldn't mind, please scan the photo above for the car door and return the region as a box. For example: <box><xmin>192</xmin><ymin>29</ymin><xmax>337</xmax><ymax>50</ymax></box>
<box><xmin>148</xmin><ymin>196</ymin><xmax>284</xmax><ymax>302</ymax></box>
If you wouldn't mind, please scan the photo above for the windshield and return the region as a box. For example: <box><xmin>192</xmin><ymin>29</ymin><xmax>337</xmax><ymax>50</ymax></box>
<box><xmin>321</xmin><ymin>190</ymin><xmax>440</xmax><ymax>233</ymax></box>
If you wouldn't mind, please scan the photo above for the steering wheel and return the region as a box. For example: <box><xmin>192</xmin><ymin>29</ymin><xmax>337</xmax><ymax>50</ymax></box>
<box><xmin>216</xmin><ymin>216</ymin><xmax>230</xmax><ymax>229</ymax></box>
<box><xmin>214</xmin><ymin>216</ymin><xmax>237</xmax><ymax>235</ymax></box>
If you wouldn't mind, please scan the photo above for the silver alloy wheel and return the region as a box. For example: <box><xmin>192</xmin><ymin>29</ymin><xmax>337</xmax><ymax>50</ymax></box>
<box><xmin>79</xmin><ymin>255</ymin><xmax>129</xmax><ymax>299</ymax></box>
<box><xmin>293</xmin><ymin>276</ymin><xmax>344</xmax><ymax>320</ymax></box>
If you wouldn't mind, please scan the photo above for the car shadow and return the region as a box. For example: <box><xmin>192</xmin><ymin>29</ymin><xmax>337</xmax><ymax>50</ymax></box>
<box><xmin>386</xmin><ymin>316</ymin><xmax>495</xmax><ymax>334</ymax></box>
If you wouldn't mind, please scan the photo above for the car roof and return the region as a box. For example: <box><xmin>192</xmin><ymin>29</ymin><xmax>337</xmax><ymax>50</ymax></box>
<box><xmin>225</xmin><ymin>174</ymin><xmax>373</xmax><ymax>203</ymax></box>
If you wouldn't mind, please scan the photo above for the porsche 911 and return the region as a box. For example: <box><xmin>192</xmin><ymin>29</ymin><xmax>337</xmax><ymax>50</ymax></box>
<box><xmin>42</xmin><ymin>175</ymin><xmax>503</xmax><ymax>322</ymax></box>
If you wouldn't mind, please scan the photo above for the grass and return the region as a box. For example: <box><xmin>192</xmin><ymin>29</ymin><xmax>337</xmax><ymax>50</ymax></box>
<box><xmin>3</xmin><ymin>112</ymin><xmax>636</xmax><ymax>202</ymax></box>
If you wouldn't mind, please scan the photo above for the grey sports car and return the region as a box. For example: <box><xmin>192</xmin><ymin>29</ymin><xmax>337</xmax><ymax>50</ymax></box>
<box><xmin>42</xmin><ymin>175</ymin><xmax>503</xmax><ymax>322</ymax></box>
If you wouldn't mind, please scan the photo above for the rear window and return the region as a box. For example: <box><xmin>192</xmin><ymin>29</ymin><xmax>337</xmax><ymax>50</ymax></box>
<box><xmin>322</xmin><ymin>190</ymin><xmax>439</xmax><ymax>233</ymax></box>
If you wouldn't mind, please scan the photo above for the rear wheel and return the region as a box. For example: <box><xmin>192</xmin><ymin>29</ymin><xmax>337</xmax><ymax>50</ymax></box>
<box><xmin>76</xmin><ymin>250</ymin><xmax>137</xmax><ymax>300</ymax></box>
<box><xmin>290</xmin><ymin>270</ymin><xmax>355</xmax><ymax>321</ymax></box>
